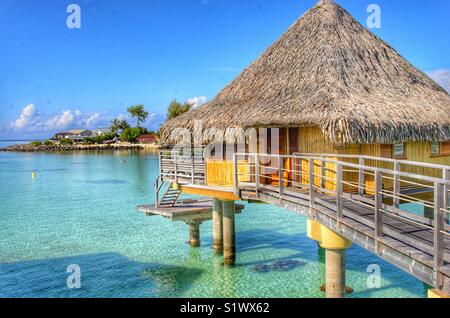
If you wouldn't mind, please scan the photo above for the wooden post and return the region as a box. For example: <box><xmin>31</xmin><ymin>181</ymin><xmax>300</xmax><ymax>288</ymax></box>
<box><xmin>321</xmin><ymin>158</ymin><xmax>326</xmax><ymax>190</ymax></box>
<box><xmin>358</xmin><ymin>157</ymin><xmax>365</xmax><ymax>196</ymax></box>
<box><xmin>393</xmin><ymin>162</ymin><xmax>401</xmax><ymax>208</ymax></box>
<box><xmin>433</xmin><ymin>182</ymin><xmax>443</xmax><ymax>289</ymax></box>
<box><xmin>154</xmin><ymin>177</ymin><xmax>159</xmax><ymax>208</ymax></box>
<box><xmin>159</xmin><ymin>151</ymin><xmax>163</xmax><ymax>180</ymax></box>
<box><xmin>203</xmin><ymin>149</ymin><xmax>208</xmax><ymax>187</ymax></box>
<box><xmin>444</xmin><ymin>169</ymin><xmax>449</xmax><ymax>224</ymax></box>
<box><xmin>213</xmin><ymin>198</ymin><xmax>223</xmax><ymax>255</ymax></box>
<box><xmin>188</xmin><ymin>221</ymin><xmax>201</xmax><ymax>247</ymax></box>
<box><xmin>325</xmin><ymin>249</ymin><xmax>346</xmax><ymax>298</ymax></box>
<box><xmin>374</xmin><ymin>171</ymin><xmax>383</xmax><ymax>254</ymax></box>
<box><xmin>278</xmin><ymin>156</ymin><xmax>284</xmax><ymax>202</ymax></box>
<box><xmin>297</xmin><ymin>158</ymin><xmax>303</xmax><ymax>185</ymax></box>
<box><xmin>174</xmin><ymin>153</ymin><xmax>178</xmax><ymax>184</ymax></box>
<box><xmin>223</xmin><ymin>200</ymin><xmax>236</xmax><ymax>266</ymax></box>
<box><xmin>336</xmin><ymin>164</ymin><xmax>343</xmax><ymax>228</ymax></box>
<box><xmin>233</xmin><ymin>154</ymin><xmax>239</xmax><ymax>195</ymax></box>
<box><xmin>255</xmin><ymin>154</ymin><xmax>260</xmax><ymax>197</ymax></box>
<box><xmin>191</xmin><ymin>155</ymin><xmax>195</xmax><ymax>184</ymax></box>
<box><xmin>309</xmin><ymin>159</ymin><xmax>315</xmax><ymax>207</ymax></box>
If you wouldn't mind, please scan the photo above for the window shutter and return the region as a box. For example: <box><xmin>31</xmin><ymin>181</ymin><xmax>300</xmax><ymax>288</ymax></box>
<box><xmin>441</xmin><ymin>141</ymin><xmax>450</xmax><ymax>156</ymax></box>
<box><xmin>380</xmin><ymin>144</ymin><xmax>392</xmax><ymax>158</ymax></box>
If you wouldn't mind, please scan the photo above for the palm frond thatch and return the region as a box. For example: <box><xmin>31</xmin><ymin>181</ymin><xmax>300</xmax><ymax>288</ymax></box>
<box><xmin>161</xmin><ymin>0</ymin><xmax>450</xmax><ymax>145</ymax></box>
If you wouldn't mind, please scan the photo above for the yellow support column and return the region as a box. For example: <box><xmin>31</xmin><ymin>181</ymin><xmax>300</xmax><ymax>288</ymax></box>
<box><xmin>213</xmin><ymin>198</ymin><xmax>224</xmax><ymax>255</ymax></box>
<box><xmin>428</xmin><ymin>289</ymin><xmax>450</xmax><ymax>298</ymax></box>
<box><xmin>307</xmin><ymin>219</ymin><xmax>352</xmax><ymax>298</ymax></box>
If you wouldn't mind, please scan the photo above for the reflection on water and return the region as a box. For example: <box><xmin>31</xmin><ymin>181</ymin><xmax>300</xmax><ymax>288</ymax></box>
<box><xmin>85</xmin><ymin>179</ymin><xmax>128</xmax><ymax>185</ymax></box>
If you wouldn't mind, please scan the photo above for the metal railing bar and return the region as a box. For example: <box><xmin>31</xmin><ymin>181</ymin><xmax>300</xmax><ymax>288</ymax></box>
<box><xmin>236</xmin><ymin>153</ymin><xmax>449</xmax><ymax>185</ymax></box>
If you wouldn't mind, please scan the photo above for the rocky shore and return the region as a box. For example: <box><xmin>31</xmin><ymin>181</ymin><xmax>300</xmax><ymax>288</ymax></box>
<box><xmin>0</xmin><ymin>143</ymin><xmax>160</xmax><ymax>152</ymax></box>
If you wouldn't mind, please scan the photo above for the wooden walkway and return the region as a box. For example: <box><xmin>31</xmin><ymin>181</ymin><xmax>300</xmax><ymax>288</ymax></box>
<box><xmin>138</xmin><ymin>200</ymin><xmax>244</xmax><ymax>223</ymax></box>
<box><xmin>240</xmin><ymin>183</ymin><xmax>450</xmax><ymax>293</ymax></box>
<box><xmin>155</xmin><ymin>149</ymin><xmax>450</xmax><ymax>294</ymax></box>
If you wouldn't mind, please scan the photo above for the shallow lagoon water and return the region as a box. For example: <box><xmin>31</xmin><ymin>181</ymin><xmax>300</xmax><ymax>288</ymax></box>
<box><xmin>0</xmin><ymin>150</ymin><xmax>428</xmax><ymax>298</ymax></box>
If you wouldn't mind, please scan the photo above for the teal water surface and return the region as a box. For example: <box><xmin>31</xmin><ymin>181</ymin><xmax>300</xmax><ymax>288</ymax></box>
<box><xmin>0</xmin><ymin>150</ymin><xmax>428</xmax><ymax>298</ymax></box>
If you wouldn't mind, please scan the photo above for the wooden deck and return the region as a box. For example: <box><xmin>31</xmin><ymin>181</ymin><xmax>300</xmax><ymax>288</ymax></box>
<box><xmin>240</xmin><ymin>184</ymin><xmax>450</xmax><ymax>293</ymax></box>
<box><xmin>138</xmin><ymin>200</ymin><xmax>244</xmax><ymax>223</ymax></box>
<box><xmin>155</xmin><ymin>150</ymin><xmax>450</xmax><ymax>294</ymax></box>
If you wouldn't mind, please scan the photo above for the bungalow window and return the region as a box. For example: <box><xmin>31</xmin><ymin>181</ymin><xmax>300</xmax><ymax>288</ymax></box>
<box><xmin>431</xmin><ymin>141</ymin><xmax>441</xmax><ymax>156</ymax></box>
<box><xmin>393</xmin><ymin>143</ymin><xmax>406</xmax><ymax>158</ymax></box>
<box><xmin>431</xmin><ymin>141</ymin><xmax>450</xmax><ymax>156</ymax></box>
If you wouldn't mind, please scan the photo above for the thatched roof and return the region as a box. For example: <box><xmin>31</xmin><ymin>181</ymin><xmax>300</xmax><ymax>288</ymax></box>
<box><xmin>161</xmin><ymin>0</ymin><xmax>450</xmax><ymax>145</ymax></box>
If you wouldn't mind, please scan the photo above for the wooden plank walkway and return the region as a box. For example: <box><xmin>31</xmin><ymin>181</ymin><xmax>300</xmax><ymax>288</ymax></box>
<box><xmin>138</xmin><ymin>200</ymin><xmax>244</xmax><ymax>222</ymax></box>
<box><xmin>240</xmin><ymin>184</ymin><xmax>450</xmax><ymax>293</ymax></box>
<box><xmin>155</xmin><ymin>150</ymin><xmax>450</xmax><ymax>294</ymax></box>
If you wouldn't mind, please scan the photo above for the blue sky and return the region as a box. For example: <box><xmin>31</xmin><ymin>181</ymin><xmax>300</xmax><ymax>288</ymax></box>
<box><xmin>0</xmin><ymin>0</ymin><xmax>449</xmax><ymax>140</ymax></box>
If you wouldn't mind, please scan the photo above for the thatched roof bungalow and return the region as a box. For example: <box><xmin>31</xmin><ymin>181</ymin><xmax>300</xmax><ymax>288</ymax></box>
<box><xmin>161</xmin><ymin>0</ymin><xmax>449</xmax><ymax>144</ymax></box>
<box><xmin>160</xmin><ymin>0</ymin><xmax>450</xmax><ymax>189</ymax></box>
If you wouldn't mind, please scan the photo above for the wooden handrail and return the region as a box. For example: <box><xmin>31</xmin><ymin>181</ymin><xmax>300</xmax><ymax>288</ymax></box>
<box><xmin>232</xmin><ymin>154</ymin><xmax>449</xmax><ymax>289</ymax></box>
<box><xmin>235</xmin><ymin>153</ymin><xmax>450</xmax><ymax>185</ymax></box>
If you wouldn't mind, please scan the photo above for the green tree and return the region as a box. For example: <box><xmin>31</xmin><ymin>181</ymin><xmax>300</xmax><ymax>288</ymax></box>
<box><xmin>127</xmin><ymin>105</ymin><xmax>149</xmax><ymax>128</ymax></box>
<box><xmin>120</xmin><ymin>127</ymin><xmax>145</xmax><ymax>143</ymax></box>
<box><xmin>84</xmin><ymin>133</ymin><xmax>116</xmax><ymax>145</ymax></box>
<box><xmin>43</xmin><ymin>140</ymin><xmax>53</xmax><ymax>146</ymax></box>
<box><xmin>60</xmin><ymin>139</ymin><xmax>73</xmax><ymax>146</ymax></box>
<box><xmin>167</xmin><ymin>99</ymin><xmax>193</xmax><ymax>120</ymax></box>
<box><xmin>110</xmin><ymin>118</ymin><xmax>130</xmax><ymax>134</ymax></box>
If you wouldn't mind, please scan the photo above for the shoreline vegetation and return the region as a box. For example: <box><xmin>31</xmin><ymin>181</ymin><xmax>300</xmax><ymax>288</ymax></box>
<box><xmin>0</xmin><ymin>142</ymin><xmax>160</xmax><ymax>152</ymax></box>
<box><xmin>2</xmin><ymin>98</ymin><xmax>195</xmax><ymax>153</ymax></box>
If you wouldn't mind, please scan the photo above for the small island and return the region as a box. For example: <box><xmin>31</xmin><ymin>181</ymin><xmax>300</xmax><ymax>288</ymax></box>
<box><xmin>1</xmin><ymin>104</ymin><xmax>163</xmax><ymax>152</ymax></box>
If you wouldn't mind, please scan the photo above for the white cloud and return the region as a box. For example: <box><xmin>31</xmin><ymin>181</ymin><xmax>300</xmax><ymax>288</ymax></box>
<box><xmin>5</xmin><ymin>104</ymin><xmax>164</xmax><ymax>138</ymax></box>
<box><xmin>9</xmin><ymin>104</ymin><xmax>106</xmax><ymax>133</ymax></box>
<box><xmin>45</xmin><ymin>110</ymin><xmax>75</xmax><ymax>129</ymax></box>
<box><xmin>186</xmin><ymin>96</ymin><xmax>208</xmax><ymax>108</ymax></box>
<box><xmin>428</xmin><ymin>69</ymin><xmax>450</xmax><ymax>93</ymax></box>
<box><xmin>83</xmin><ymin>113</ymin><xmax>101</xmax><ymax>127</ymax></box>
<box><xmin>11</xmin><ymin>104</ymin><xmax>36</xmax><ymax>129</ymax></box>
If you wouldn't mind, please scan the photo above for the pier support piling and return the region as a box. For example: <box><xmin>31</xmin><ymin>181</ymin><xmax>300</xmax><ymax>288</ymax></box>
<box><xmin>223</xmin><ymin>200</ymin><xmax>236</xmax><ymax>266</ymax></box>
<box><xmin>325</xmin><ymin>248</ymin><xmax>346</xmax><ymax>298</ymax></box>
<box><xmin>188</xmin><ymin>221</ymin><xmax>201</xmax><ymax>247</ymax></box>
<box><xmin>213</xmin><ymin>198</ymin><xmax>224</xmax><ymax>255</ymax></box>
<box><xmin>307</xmin><ymin>219</ymin><xmax>352</xmax><ymax>298</ymax></box>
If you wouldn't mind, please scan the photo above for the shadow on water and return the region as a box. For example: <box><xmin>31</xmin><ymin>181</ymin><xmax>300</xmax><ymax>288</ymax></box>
<box><xmin>207</xmin><ymin>229</ymin><xmax>425</xmax><ymax>297</ymax></box>
<box><xmin>0</xmin><ymin>253</ymin><xmax>203</xmax><ymax>298</ymax></box>
<box><xmin>230</xmin><ymin>229</ymin><xmax>320</xmax><ymax>268</ymax></box>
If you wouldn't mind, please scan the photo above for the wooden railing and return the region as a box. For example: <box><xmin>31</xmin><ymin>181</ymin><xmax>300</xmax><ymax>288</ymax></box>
<box><xmin>233</xmin><ymin>152</ymin><xmax>450</xmax><ymax>290</ymax></box>
<box><xmin>159</xmin><ymin>148</ymin><xmax>206</xmax><ymax>185</ymax></box>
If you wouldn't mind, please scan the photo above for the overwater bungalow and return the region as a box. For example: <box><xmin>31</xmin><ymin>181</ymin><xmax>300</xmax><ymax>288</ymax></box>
<box><xmin>141</xmin><ymin>0</ymin><xmax>450</xmax><ymax>298</ymax></box>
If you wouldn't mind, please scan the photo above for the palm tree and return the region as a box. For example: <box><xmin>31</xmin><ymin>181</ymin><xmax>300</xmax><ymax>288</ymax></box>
<box><xmin>167</xmin><ymin>99</ymin><xmax>193</xmax><ymax>120</ymax></box>
<box><xmin>127</xmin><ymin>105</ymin><xmax>149</xmax><ymax>128</ymax></box>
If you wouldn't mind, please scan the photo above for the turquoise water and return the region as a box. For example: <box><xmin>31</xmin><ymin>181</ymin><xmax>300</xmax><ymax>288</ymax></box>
<box><xmin>0</xmin><ymin>150</ymin><xmax>428</xmax><ymax>298</ymax></box>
